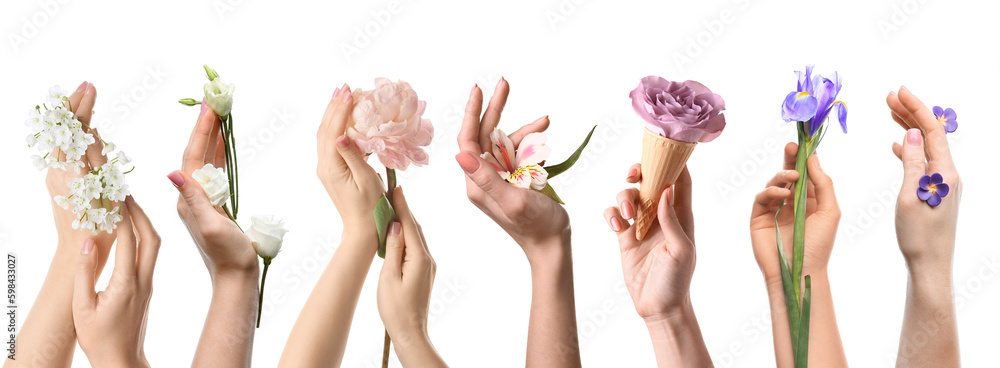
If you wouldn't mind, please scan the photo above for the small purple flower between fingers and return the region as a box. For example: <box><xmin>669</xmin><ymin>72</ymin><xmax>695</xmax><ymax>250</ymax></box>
<box><xmin>933</xmin><ymin>106</ymin><xmax>958</xmax><ymax>133</ymax></box>
<box><xmin>917</xmin><ymin>173</ymin><xmax>950</xmax><ymax>207</ymax></box>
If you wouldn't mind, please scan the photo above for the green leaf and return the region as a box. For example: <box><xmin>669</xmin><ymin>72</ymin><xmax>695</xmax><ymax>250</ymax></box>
<box><xmin>794</xmin><ymin>276</ymin><xmax>812</xmax><ymax>368</ymax></box>
<box><xmin>774</xmin><ymin>199</ymin><xmax>800</xmax><ymax>348</ymax></box>
<box><xmin>373</xmin><ymin>194</ymin><xmax>396</xmax><ymax>259</ymax></box>
<box><xmin>543</xmin><ymin>125</ymin><xmax>597</xmax><ymax>179</ymax></box>
<box><xmin>535</xmin><ymin>183</ymin><xmax>564</xmax><ymax>204</ymax></box>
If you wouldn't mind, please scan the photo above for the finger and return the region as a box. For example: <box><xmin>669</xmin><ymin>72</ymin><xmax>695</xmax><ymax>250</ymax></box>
<box><xmin>182</xmin><ymin>100</ymin><xmax>217</xmax><ymax>173</ymax></box>
<box><xmin>603</xmin><ymin>207</ymin><xmax>628</xmax><ymax>234</ymax></box>
<box><xmin>508</xmin><ymin>116</ymin><xmax>550</xmax><ymax>147</ymax></box>
<box><xmin>672</xmin><ymin>166</ymin><xmax>694</xmax><ymax>239</ymax></box>
<box><xmin>892</xmin><ymin>142</ymin><xmax>903</xmax><ymax>161</ymax></box>
<box><xmin>335</xmin><ymin>134</ymin><xmax>379</xmax><ymax>188</ymax></box>
<box><xmin>625</xmin><ymin>164</ymin><xmax>642</xmax><ymax>184</ymax></box>
<box><xmin>616</xmin><ymin>188</ymin><xmax>640</xmax><ymax>221</ymax></box>
<box><xmin>392</xmin><ymin>187</ymin><xmax>430</xmax><ymax>265</ymax></box>
<box><xmin>897</xmin><ymin>86</ymin><xmax>954</xmax><ymax>165</ymax></box>
<box><xmin>381</xmin><ymin>222</ymin><xmax>404</xmax><ymax>280</ymax></box>
<box><xmin>886</xmin><ymin>91</ymin><xmax>917</xmax><ymax>130</ymax></box>
<box><xmin>214</xmin><ymin>133</ymin><xmax>226</xmax><ymax>168</ymax></box>
<box><xmin>126</xmin><ymin>196</ymin><xmax>160</xmax><ymax>288</ymax></box>
<box><xmin>72</xmin><ymin>239</ymin><xmax>98</xmax><ymax>315</ymax></box>
<box><xmin>168</xmin><ymin>170</ymin><xmax>219</xmax><ymax>225</ymax></box>
<box><xmin>899</xmin><ymin>129</ymin><xmax>927</xmax><ymax>194</ymax></box>
<box><xmin>782</xmin><ymin>142</ymin><xmax>798</xmax><ymax>170</ymax></box>
<box><xmin>458</xmin><ymin>85</ymin><xmax>484</xmax><ymax>154</ymax></box>
<box><xmin>329</xmin><ymin>85</ymin><xmax>354</xmax><ymax>140</ymax></box>
<box><xmin>766</xmin><ymin>170</ymin><xmax>800</xmax><ymax>188</ymax></box>
<box><xmin>66</xmin><ymin>82</ymin><xmax>85</xmax><ymax>113</ymax></box>
<box><xmin>806</xmin><ymin>153</ymin><xmax>839</xmax><ymax>215</ymax></box>
<box><xmin>752</xmin><ymin>186</ymin><xmax>793</xmax><ymax>219</ymax></box>
<box><xmin>113</xmin><ymin>198</ymin><xmax>137</xmax><ymax>278</ymax></box>
<box><xmin>317</xmin><ymin>85</ymin><xmax>348</xmax><ymax>167</ymax></box>
<box><xmin>657</xmin><ymin>188</ymin><xmax>693</xmax><ymax>249</ymax></box>
<box><xmin>205</xmin><ymin>113</ymin><xmax>221</xmax><ymax>166</ymax></box>
<box><xmin>479</xmin><ymin>78</ymin><xmax>510</xmax><ymax>150</ymax></box>
<box><xmin>74</xmin><ymin>83</ymin><xmax>107</xmax><ymax>168</ymax></box>
<box><xmin>456</xmin><ymin>151</ymin><xmax>519</xmax><ymax>211</ymax></box>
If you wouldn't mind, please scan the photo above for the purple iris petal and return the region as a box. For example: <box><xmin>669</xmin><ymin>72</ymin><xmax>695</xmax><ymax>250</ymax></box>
<box><xmin>926</xmin><ymin>192</ymin><xmax>942</xmax><ymax>206</ymax></box>
<box><xmin>919</xmin><ymin>175</ymin><xmax>931</xmax><ymax>190</ymax></box>
<box><xmin>782</xmin><ymin>92</ymin><xmax>818</xmax><ymax>122</ymax></box>
<box><xmin>835</xmin><ymin>102</ymin><xmax>848</xmax><ymax>133</ymax></box>
<box><xmin>917</xmin><ymin>187</ymin><xmax>933</xmax><ymax>201</ymax></box>
<box><xmin>936</xmin><ymin>182</ymin><xmax>950</xmax><ymax>198</ymax></box>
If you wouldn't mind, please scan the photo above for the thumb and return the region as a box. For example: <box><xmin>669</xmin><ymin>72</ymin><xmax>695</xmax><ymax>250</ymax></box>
<box><xmin>73</xmin><ymin>239</ymin><xmax>98</xmax><ymax>316</ymax></box>
<box><xmin>900</xmin><ymin>129</ymin><xmax>927</xmax><ymax>192</ymax></box>
<box><xmin>381</xmin><ymin>222</ymin><xmax>404</xmax><ymax>280</ymax></box>
<box><xmin>455</xmin><ymin>151</ymin><xmax>515</xmax><ymax>205</ymax></box>
<box><xmin>656</xmin><ymin>187</ymin><xmax>693</xmax><ymax>250</ymax></box>
<box><xmin>334</xmin><ymin>134</ymin><xmax>370</xmax><ymax>179</ymax></box>
<box><xmin>168</xmin><ymin>170</ymin><xmax>218</xmax><ymax>223</ymax></box>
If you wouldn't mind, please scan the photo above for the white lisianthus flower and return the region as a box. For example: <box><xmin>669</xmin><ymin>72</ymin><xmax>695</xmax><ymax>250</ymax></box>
<box><xmin>203</xmin><ymin>78</ymin><xmax>235</xmax><ymax>117</ymax></box>
<box><xmin>246</xmin><ymin>215</ymin><xmax>287</xmax><ymax>260</ymax></box>
<box><xmin>192</xmin><ymin>163</ymin><xmax>230</xmax><ymax>208</ymax></box>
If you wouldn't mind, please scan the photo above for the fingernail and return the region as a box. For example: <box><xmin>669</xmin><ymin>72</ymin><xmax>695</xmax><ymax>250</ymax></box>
<box><xmin>455</xmin><ymin>152</ymin><xmax>481</xmax><ymax>174</ymax></box>
<box><xmin>389</xmin><ymin>222</ymin><xmax>401</xmax><ymax>235</ymax></box>
<box><xmin>84</xmin><ymin>82</ymin><xmax>93</xmax><ymax>95</ymax></box>
<box><xmin>620</xmin><ymin>201</ymin><xmax>633</xmax><ymax>220</ymax></box>
<box><xmin>888</xmin><ymin>90</ymin><xmax>896</xmax><ymax>96</ymax></box>
<box><xmin>469</xmin><ymin>84</ymin><xmax>478</xmax><ymax>99</ymax></box>
<box><xmin>668</xmin><ymin>187</ymin><xmax>676</xmax><ymax>206</ymax></box>
<box><xmin>497</xmin><ymin>77</ymin><xmax>505</xmax><ymax>89</ymax></box>
<box><xmin>610</xmin><ymin>217</ymin><xmax>622</xmax><ymax>232</ymax></box>
<box><xmin>906</xmin><ymin>128</ymin><xmax>922</xmax><ymax>146</ymax></box>
<box><xmin>199</xmin><ymin>98</ymin><xmax>208</xmax><ymax>118</ymax></box>
<box><xmin>76</xmin><ymin>81</ymin><xmax>88</xmax><ymax>93</ymax></box>
<box><xmin>336</xmin><ymin>135</ymin><xmax>351</xmax><ymax>149</ymax></box>
<box><xmin>341</xmin><ymin>89</ymin><xmax>352</xmax><ymax>102</ymax></box>
<box><xmin>167</xmin><ymin>171</ymin><xmax>184</xmax><ymax>188</ymax></box>
<box><xmin>333</xmin><ymin>87</ymin><xmax>342</xmax><ymax>99</ymax></box>
<box><xmin>532</xmin><ymin>115</ymin><xmax>548</xmax><ymax>125</ymax></box>
<box><xmin>627</xmin><ymin>167</ymin><xmax>638</xmax><ymax>178</ymax></box>
<box><xmin>126</xmin><ymin>194</ymin><xmax>135</xmax><ymax>204</ymax></box>
<box><xmin>900</xmin><ymin>85</ymin><xmax>909</xmax><ymax>93</ymax></box>
<box><xmin>81</xmin><ymin>239</ymin><xmax>94</xmax><ymax>255</ymax></box>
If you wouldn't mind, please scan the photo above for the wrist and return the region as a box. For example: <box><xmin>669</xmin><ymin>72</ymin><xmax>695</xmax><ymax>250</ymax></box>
<box><xmin>93</xmin><ymin>354</ymin><xmax>148</xmax><ymax>368</ymax></box>
<box><xmin>643</xmin><ymin>298</ymin><xmax>698</xmax><ymax>341</ymax></box>
<box><xmin>212</xmin><ymin>264</ymin><xmax>259</xmax><ymax>291</ymax></box>
<box><xmin>524</xmin><ymin>228</ymin><xmax>572</xmax><ymax>269</ymax></box>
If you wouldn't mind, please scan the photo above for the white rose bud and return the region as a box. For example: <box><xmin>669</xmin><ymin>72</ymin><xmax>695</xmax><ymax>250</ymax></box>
<box><xmin>203</xmin><ymin>78</ymin><xmax>234</xmax><ymax>117</ymax></box>
<box><xmin>246</xmin><ymin>215</ymin><xmax>287</xmax><ymax>260</ymax></box>
<box><xmin>191</xmin><ymin>163</ymin><xmax>230</xmax><ymax>208</ymax></box>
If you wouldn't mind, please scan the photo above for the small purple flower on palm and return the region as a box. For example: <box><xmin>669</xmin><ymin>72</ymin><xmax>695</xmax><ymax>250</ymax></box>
<box><xmin>781</xmin><ymin>65</ymin><xmax>848</xmax><ymax>137</ymax></box>
<box><xmin>933</xmin><ymin>106</ymin><xmax>958</xmax><ymax>133</ymax></box>
<box><xmin>917</xmin><ymin>173</ymin><xmax>950</xmax><ymax>207</ymax></box>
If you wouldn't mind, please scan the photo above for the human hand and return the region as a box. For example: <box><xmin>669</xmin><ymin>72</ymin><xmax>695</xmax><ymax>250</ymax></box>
<box><xmin>749</xmin><ymin>143</ymin><xmax>840</xmax><ymax>287</ymax></box>
<box><xmin>170</xmin><ymin>100</ymin><xmax>257</xmax><ymax>280</ymax></box>
<box><xmin>48</xmin><ymin>82</ymin><xmax>115</xmax><ymax>269</ymax></box>
<box><xmin>455</xmin><ymin>79</ymin><xmax>569</xmax><ymax>261</ymax></box>
<box><xmin>377</xmin><ymin>187</ymin><xmax>446</xmax><ymax>366</ymax></box>
<box><xmin>72</xmin><ymin>196</ymin><xmax>158</xmax><ymax>368</ymax></box>
<box><xmin>316</xmin><ymin>84</ymin><xmax>384</xmax><ymax>241</ymax></box>
<box><xmin>886</xmin><ymin>87</ymin><xmax>961</xmax><ymax>273</ymax></box>
<box><xmin>604</xmin><ymin>164</ymin><xmax>697</xmax><ymax>322</ymax></box>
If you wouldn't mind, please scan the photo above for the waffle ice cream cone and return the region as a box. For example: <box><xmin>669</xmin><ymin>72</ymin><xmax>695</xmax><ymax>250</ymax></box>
<box><xmin>634</xmin><ymin>128</ymin><xmax>697</xmax><ymax>240</ymax></box>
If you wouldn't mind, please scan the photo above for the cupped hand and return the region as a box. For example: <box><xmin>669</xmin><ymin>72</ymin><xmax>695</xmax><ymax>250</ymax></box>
<box><xmin>377</xmin><ymin>187</ymin><xmax>437</xmax><ymax>350</ymax></box>
<box><xmin>317</xmin><ymin>84</ymin><xmax>384</xmax><ymax>240</ymax></box>
<box><xmin>749</xmin><ymin>143</ymin><xmax>841</xmax><ymax>286</ymax></box>
<box><xmin>886</xmin><ymin>87</ymin><xmax>961</xmax><ymax>271</ymax></box>
<box><xmin>171</xmin><ymin>101</ymin><xmax>257</xmax><ymax>279</ymax></box>
<box><xmin>73</xmin><ymin>196</ymin><xmax>159</xmax><ymax>368</ymax></box>
<box><xmin>456</xmin><ymin>79</ymin><xmax>569</xmax><ymax>259</ymax></box>
<box><xmin>604</xmin><ymin>164</ymin><xmax>697</xmax><ymax>322</ymax></box>
<box><xmin>48</xmin><ymin>82</ymin><xmax>115</xmax><ymax>267</ymax></box>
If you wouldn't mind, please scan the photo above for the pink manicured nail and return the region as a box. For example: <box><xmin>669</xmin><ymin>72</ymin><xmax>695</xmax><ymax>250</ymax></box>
<box><xmin>76</xmin><ymin>81</ymin><xmax>89</xmax><ymax>93</ymax></box>
<box><xmin>199</xmin><ymin>98</ymin><xmax>208</xmax><ymax>118</ymax></box>
<box><xmin>341</xmin><ymin>89</ymin><xmax>352</xmax><ymax>102</ymax></box>
<box><xmin>167</xmin><ymin>171</ymin><xmax>184</xmax><ymax>188</ymax></box>
<box><xmin>389</xmin><ymin>222</ymin><xmax>401</xmax><ymax>235</ymax></box>
<box><xmin>497</xmin><ymin>77</ymin><xmax>505</xmax><ymax>89</ymax></box>
<box><xmin>84</xmin><ymin>82</ymin><xmax>93</xmax><ymax>95</ymax></box>
<box><xmin>81</xmin><ymin>239</ymin><xmax>94</xmax><ymax>255</ymax></box>
<box><xmin>627</xmin><ymin>167</ymin><xmax>638</xmax><ymax>178</ymax></box>
<box><xmin>888</xmin><ymin>90</ymin><xmax>896</xmax><ymax>96</ymax></box>
<box><xmin>610</xmin><ymin>217</ymin><xmax>622</xmax><ymax>232</ymax></box>
<box><xmin>336</xmin><ymin>135</ymin><xmax>350</xmax><ymax>149</ymax></box>
<box><xmin>900</xmin><ymin>85</ymin><xmax>910</xmax><ymax>93</ymax></box>
<box><xmin>126</xmin><ymin>194</ymin><xmax>135</xmax><ymax>204</ymax></box>
<box><xmin>906</xmin><ymin>129</ymin><xmax>921</xmax><ymax>146</ymax></box>
<box><xmin>333</xmin><ymin>87</ymin><xmax>342</xmax><ymax>99</ymax></box>
<box><xmin>469</xmin><ymin>84</ymin><xmax>478</xmax><ymax>98</ymax></box>
<box><xmin>620</xmin><ymin>201</ymin><xmax>633</xmax><ymax>219</ymax></box>
<box><xmin>455</xmin><ymin>152</ymin><xmax>481</xmax><ymax>174</ymax></box>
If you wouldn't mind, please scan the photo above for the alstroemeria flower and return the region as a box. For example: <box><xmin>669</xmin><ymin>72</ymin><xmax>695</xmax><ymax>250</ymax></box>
<box><xmin>933</xmin><ymin>106</ymin><xmax>958</xmax><ymax>133</ymax></box>
<box><xmin>917</xmin><ymin>173</ymin><xmax>950</xmax><ymax>207</ymax></box>
<box><xmin>781</xmin><ymin>65</ymin><xmax>848</xmax><ymax>137</ymax></box>
<box><xmin>481</xmin><ymin>129</ymin><xmax>550</xmax><ymax>190</ymax></box>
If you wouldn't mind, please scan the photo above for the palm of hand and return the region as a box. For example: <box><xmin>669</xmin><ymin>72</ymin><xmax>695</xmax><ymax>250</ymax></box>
<box><xmin>751</xmin><ymin>182</ymin><xmax>835</xmax><ymax>283</ymax></box>
<box><xmin>468</xmin><ymin>182</ymin><xmax>569</xmax><ymax>249</ymax></box>
<box><xmin>177</xmin><ymin>203</ymin><xmax>256</xmax><ymax>273</ymax></box>
<box><xmin>619</xmin><ymin>225</ymin><xmax>695</xmax><ymax>320</ymax></box>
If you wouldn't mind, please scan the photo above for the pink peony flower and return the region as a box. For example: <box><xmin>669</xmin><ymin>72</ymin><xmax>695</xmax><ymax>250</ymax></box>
<box><xmin>629</xmin><ymin>76</ymin><xmax>726</xmax><ymax>143</ymax></box>
<box><xmin>347</xmin><ymin>78</ymin><xmax>434</xmax><ymax>170</ymax></box>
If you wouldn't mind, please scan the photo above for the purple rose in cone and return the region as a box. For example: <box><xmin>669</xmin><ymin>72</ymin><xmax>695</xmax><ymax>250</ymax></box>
<box><xmin>629</xmin><ymin>76</ymin><xmax>726</xmax><ymax>143</ymax></box>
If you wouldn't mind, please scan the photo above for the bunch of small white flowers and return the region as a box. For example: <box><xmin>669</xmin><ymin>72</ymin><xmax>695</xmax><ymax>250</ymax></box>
<box><xmin>51</xmin><ymin>146</ymin><xmax>133</xmax><ymax>235</ymax></box>
<box><xmin>25</xmin><ymin>86</ymin><xmax>99</xmax><ymax>171</ymax></box>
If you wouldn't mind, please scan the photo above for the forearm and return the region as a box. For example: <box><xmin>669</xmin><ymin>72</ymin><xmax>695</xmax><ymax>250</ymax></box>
<box><xmin>394</xmin><ymin>333</ymin><xmax>448</xmax><ymax>368</ymax></box>
<box><xmin>278</xmin><ymin>233</ymin><xmax>376</xmax><ymax>367</ymax></box>
<box><xmin>192</xmin><ymin>270</ymin><xmax>259</xmax><ymax>368</ymax></box>
<box><xmin>765</xmin><ymin>271</ymin><xmax>846</xmax><ymax>368</ymax></box>
<box><xmin>525</xmin><ymin>233</ymin><xmax>581</xmax><ymax>368</ymax></box>
<box><xmin>896</xmin><ymin>263</ymin><xmax>959</xmax><ymax>368</ymax></box>
<box><xmin>644</xmin><ymin>299</ymin><xmax>713</xmax><ymax>368</ymax></box>
<box><xmin>5</xmin><ymin>250</ymin><xmax>77</xmax><ymax>368</ymax></box>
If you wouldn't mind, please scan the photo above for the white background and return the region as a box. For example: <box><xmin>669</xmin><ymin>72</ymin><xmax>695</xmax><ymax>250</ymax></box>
<box><xmin>2</xmin><ymin>0</ymin><xmax>998</xmax><ymax>366</ymax></box>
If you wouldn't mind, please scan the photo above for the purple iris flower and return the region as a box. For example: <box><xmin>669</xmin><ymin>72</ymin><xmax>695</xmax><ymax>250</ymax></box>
<box><xmin>917</xmin><ymin>173</ymin><xmax>950</xmax><ymax>207</ymax></box>
<box><xmin>933</xmin><ymin>106</ymin><xmax>958</xmax><ymax>133</ymax></box>
<box><xmin>781</xmin><ymin>65</ymin><xmax>848</xmax><ymax>137</ymax></box>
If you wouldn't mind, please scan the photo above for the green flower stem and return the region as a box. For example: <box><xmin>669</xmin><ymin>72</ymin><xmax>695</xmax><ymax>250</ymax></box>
<box><xmin>794</xmin><ymin>276</ymin><xmax>812</xmax><ymax>368</ymax></box>
<box><xmin>791</xmin><ymin>121</ymin><xmax>812</xmax><ymax>300</ymax></box>
<box><xmin>381</xmin><ymin>167</ymin><xmax>397</xmax><ymax>368</ymax></box>
<box><xmin>256</xmin><ymin>257</ymin><xmax>271</xmax><ymax>328</ymax></box>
